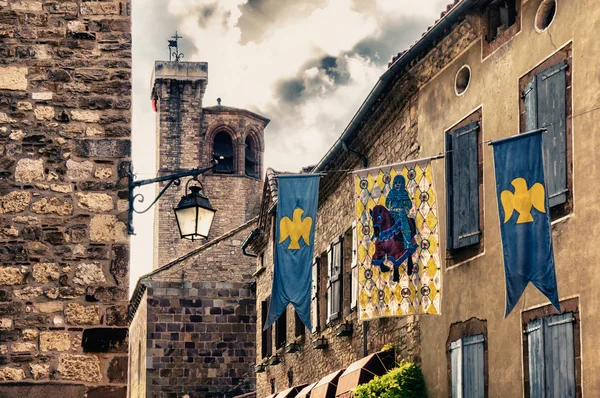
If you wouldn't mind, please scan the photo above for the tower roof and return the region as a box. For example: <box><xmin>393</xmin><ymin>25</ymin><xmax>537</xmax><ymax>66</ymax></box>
<box><xmin>203</xmin><ymin>105</ymin><xmax>270</xmax><ymax>127</ymax></box>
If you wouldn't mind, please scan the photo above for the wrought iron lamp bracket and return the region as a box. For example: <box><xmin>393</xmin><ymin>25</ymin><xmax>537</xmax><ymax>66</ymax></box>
<box><xmin>127</xmin><ymin>161</ymin><xmax>217</xmax><ymax>235</ymax></box>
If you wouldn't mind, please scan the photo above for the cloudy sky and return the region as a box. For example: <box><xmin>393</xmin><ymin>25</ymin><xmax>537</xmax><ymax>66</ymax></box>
<box><xmin>130</xmin><ymin>0</ymin><xmax>449</xmax><ymax>288</ymax></box>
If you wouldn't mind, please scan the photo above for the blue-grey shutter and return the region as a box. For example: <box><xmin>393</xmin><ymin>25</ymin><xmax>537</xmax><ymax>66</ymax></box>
<box><xmin>527</xmin><ymin>318</ymin><xmax>545</xmax><ymax>398</ymax></box>
<box><xmin>330</xmin><ymin>238</ymin><xmax>343</xmax><ymax>321</ymax></box>
<box><xmin>462</xmin><ymin>334</ymin><xmax>485</xmax><ymax>398</ymax></box>
<box><xmin>447</xmin><ymin>122</ymin><xmax>481</xmax><ymax>250</ymax></box>
<box><xmin>544</xmin><ymin>313</ymin><xmax>575</xmax><ymax>398</ymax></box>
<box><xmin>523</xmin><ymin>78</ymin><xmax>538</xmax><ymax>131</ymax></box>
<box><xmin>350</xmin><ymin>221</ymin><xmax>358</xmax><ymax>310</ymax></box>
<box><xmin>326</xmin><ymin>246</ymin><xmax>333</xmax><ymax>323</ymax></box>
<box><xmin>450</xmin><ymin>339</ymin><xmax>462</xmax><ymax>398</ymax></box>
<box><xmin>311</xmin><ymin>258</ymin><xmax>319</xmax><ymax>331</ymax></box>
<box><xmin>536</xmin><ymin>61</ymin><xmax>568</xmax><ymax>207</ymax></box>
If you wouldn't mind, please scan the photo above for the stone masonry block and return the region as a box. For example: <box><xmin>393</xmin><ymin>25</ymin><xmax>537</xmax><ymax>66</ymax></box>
<box><xmin>73</xmin><ymin>139</ymin><xmax>131</xmax><ymax>158</ymax></box>
<box><xmin>0</xmin><ymin>67</ymin><xmax>28</xmax><ymax>91</ymax></box>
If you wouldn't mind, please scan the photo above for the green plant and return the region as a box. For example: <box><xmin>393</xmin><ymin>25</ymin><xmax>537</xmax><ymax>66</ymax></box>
<box><xmin>354</xmin><ymin>362</ymin><xmax>427</xmax><ymax>398</ymax></box>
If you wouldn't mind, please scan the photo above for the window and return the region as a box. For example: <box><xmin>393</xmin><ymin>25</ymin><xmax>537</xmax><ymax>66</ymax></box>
<box><xmin>311</xmin><ymin>257</ymin><xmax>319</xmax><ymax>332</ymax></box>
<box><xmin>261</xmin><ymin>297</ymin><xmax>272</xmax><ymax>358</ymax></box>
<box><xmin>213</xmin><ymin>131</ymin><xmax>234</xmax><ymax>173</ymax></box>
<box><xmin>294</xmin><ymin>310</ymin><xmax>305</xmax><ymax>338</ymax></box>
<box><xmin>245</xmin><ymin>136</ymin><xmax>259</xmax><ymax>178</ymax></box>
<box><xmin>275</xmin><ymin>307</ymin><xmax>287</xmax><ymax>350</ymax></box>
<box><xmin>481</xmin><ymin>0</ymin><xmax>520</xmax><ymax>58</ymax></box>
<box><xmin>446</xmin><ymin>116</ymin><xmax>482</xmax><ymax>255</ymax></box>
<box><xmin>485</xmin><ymin>0</ymin><xmax>517</xmax><ymax>43</ymax></box>
<box><xmin>326</xmin><ymin>237</ymin><xmax>343</xmax><ymax>323</ymax></box>
<box><xmin>450</xmin><ymin>334</ymin><xmax>485</xmax><ymax>398</ymax></box>
<box><xmin>526</xmin><ymin>313</ymin><xmax>575</xmax><ymax>397</ymax></box>
<box><xmin>522</xmin><ymin>60</ymin><xmax>570</xmax><ymax>212</ymax></box>
<box><xmin>522</xmin><ymin>299</ymin><xmax>580</xmax><ymax>398</ymax></box>
<box><xmin>350</xmin><ymin>222</ymin><xmax>358</xmax><ymax>310</ymax></box>
<box><xmin>447</xmin><ymin>318</ymin><xmax>488</xmax><ymax>398</ymax></box>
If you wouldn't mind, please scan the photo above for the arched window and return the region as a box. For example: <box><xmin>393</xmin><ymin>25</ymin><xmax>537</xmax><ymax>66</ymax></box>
<box><xmin>213</xmin><ymin>131</ymin><xmax>234</xmax><ymax>174</ymax></box>
<box><xmin>245</xmin><ymin>136</ymin><xmax>258</xmax><ymax>178</ymax></box>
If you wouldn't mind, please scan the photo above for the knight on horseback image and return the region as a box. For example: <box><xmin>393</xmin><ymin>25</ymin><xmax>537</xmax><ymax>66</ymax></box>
<box><xmin>370</xmin><ymin>175</ymin><xmax>418</xmax><ymax>282</ymax></box>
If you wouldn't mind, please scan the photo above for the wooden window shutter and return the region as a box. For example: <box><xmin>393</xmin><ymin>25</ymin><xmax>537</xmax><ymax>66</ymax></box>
<box><xmin>447</xmin><ymin>122</ymin><xmax>481</xmax><ymax>250</ymax></box>
<box><xmin>450</xmin><ymin>339</ymin><xmax>463</xmax><ymax>398</ymax></box>
<box><xmin>543</xmin><ymin>313</ymin><xmax>575</xmax><ymax>397</ymax></box>
<box><xmin>326</xmin><ymin>245</ymin><xmax>333</xmax><ymax>323</ymax></box>
<box><xmin>350</xmin><ymin>221</ymin><xmax>358</xmax><ymax>310</ymax></box>
<box><xmin>462</xmin><ymin>334</ymin><xmax>485</xmax><ymax>398</ymax></box>
<box><xmin>526</xmin><ymin>318</ymin><xmax>545</xmax><ymax>398</ymax></box>
<box><xmin>311</xmin><ymin>257</ymin><xmax>319</xmax><ymax>331</ymax></box>
<box><xmin>450</xmin><ymin>334</ymin><xmax>485</xmax><ymax>398</ymax></box>
<box><xmin>262</xmin><ymin>297</ymin><xmax>273</xmax><ymax>358</ymax></box>
<box><xmin>536</xmin><ymin>61</ymin><xmax>568</xmax><ymax>207</ymax></box>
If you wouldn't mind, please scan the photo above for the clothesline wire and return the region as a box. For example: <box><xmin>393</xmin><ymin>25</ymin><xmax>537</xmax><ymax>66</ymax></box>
<box><xmin>131</xmin><ymin>104</ymin><xmax>600</xmax><ymax>176</ymax></box>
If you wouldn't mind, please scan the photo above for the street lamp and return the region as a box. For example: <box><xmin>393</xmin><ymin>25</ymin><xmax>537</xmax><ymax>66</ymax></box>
<box><xmin>127</xmin><ymin>160</ymin><xmax>218</xmax><ymax>237</ymax></box>
<box><xmin>173</xmin><ymin>178</ymin><xmax>215</xmax><ymax>240</ymax></box>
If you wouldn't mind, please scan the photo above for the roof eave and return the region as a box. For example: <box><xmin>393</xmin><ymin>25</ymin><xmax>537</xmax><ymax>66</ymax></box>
<box><xmin>312</xmin><ymin>0</ymin><xmax>478</xmax><ymax>173</ymax></box>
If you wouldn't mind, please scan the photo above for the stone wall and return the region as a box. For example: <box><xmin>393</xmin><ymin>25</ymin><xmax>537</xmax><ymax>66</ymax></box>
<box><xmin>254</xmin><ymin>11</ymin><xmax>480</xmax><ymax>398</ymax></box>
<box><xmin>128</xmin><ymin>290</ymin><xmax>147</xmax><ymax>398</ymax></box>
<box><xmin>0</xmin><ymin>0</ymin><xmax>131</xmax><ymax>396</ymax></box>
<box><xmin>143</xmin><ymin>280</ymin><xmax>256</xmax><ymax>398</ymax></box>
<box><xmin>129</xmin><ymin>219</ymin><xmax>259</xmax><ymax>397</ymax></box>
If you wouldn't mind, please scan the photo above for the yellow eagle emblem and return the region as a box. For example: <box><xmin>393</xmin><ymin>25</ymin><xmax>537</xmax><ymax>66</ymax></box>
<box><xmin>500</xmin><ymin>178</ymin><xmax>546</xmax><ymax>224</ymax></box>
<box><xmin>279</xmin><ymin>208</ymin><xmax>313</xmax><ymax>250</ymax></box>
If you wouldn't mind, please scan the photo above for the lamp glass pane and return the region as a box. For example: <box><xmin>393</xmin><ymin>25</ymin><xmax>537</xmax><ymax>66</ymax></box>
<box><xmin>174</xmin><ymin>206</ymin><xmax>198</xmax><ymax>238</ymax></box>
<box><xmin>196</xmin><ymin>206</ymin><xmax>215</xmax><ymax>238</ymax></box>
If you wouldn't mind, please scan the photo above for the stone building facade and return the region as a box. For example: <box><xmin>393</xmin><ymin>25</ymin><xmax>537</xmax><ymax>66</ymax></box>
<box><xmin>128</xmin><ymin>60</ymin><xmax>267</xmax><ymax>397</ymax></box>
<box><xmin>0</xmin><ymin>0</ymin><xmax>131</xmax><ymax>397</ymax></box>
<box><xmin>249</xmin><ymin>0</ymin><xmax>600</xmax><ymax>397</ymax></box>
<box><xmin>129</xmin><ymin>219</ymin><xmax>257</xmax><ymax>398</ymax></box>
<box><xmin>151</xmin><ymin>61</ymin><xmax>266</xmax><ymax>269</ymax></box>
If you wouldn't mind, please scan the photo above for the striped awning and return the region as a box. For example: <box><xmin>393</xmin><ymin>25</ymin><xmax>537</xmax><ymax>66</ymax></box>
<box><xmin>335</xmin><ymin>351</ymin><xmax>394</xmax><ymax>397</ymax></box>
<box><xmin>310</xmin><ymin>369</ymin><xmax>345</xmax><ymax>398</ymax></box>
<box><xmin>295</xmin><ymin>382</ymin><xmax>318</xmax><ymax>398</ymax></box>
<box><xmin>276</xmin><ymin>384</ymin><xmax>308</xmax><ymax>398</ymax></box>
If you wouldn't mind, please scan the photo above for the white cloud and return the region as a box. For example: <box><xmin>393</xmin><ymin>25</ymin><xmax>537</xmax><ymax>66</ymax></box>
<box><xmin>130</xmin><ymin>0</ymin><xmax>444</xmax><ymax>290</ymax></box>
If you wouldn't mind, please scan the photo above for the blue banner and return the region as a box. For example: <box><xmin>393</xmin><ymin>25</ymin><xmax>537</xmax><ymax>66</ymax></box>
<box><xmin>265</xmin><ymin>174</ymin><xmax>319</xmax><ymax>332</ymax></box>
<box><xmin>491</xmin><ymin>130</ymin><xmax>560</xmax><ymax>317</ymax></box>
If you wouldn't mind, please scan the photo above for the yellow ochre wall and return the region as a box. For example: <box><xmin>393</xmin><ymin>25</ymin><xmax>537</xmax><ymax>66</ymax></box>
<box><xmin>418</xmin><ymin>0</ymin><xmax>600</xmax><ymax>396</ymax></box>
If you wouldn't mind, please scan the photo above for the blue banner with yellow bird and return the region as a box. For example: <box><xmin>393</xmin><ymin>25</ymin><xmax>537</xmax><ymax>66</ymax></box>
<box><xmin>265</xmin><ymin>174</ymin><xmax>320</xmax><ymax>332</ymax></box>
<box><xmin>491</xmin><ymin>129</ymin><xmax>560</xmax><ymax>317</ymax></box>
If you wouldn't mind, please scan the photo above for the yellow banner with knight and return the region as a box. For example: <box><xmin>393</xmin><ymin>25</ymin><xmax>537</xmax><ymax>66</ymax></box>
<box><xmin>353</xmin><ymin>159</ymin><xmax>442</xmax><ymax>320</ymax></box>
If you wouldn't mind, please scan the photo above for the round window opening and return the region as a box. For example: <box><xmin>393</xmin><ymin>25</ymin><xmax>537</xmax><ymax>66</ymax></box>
<box><xmin>455</xmin><ymin>65</ymin><xmax>471</xmax><ymax>96</ymax></box>
<box><xmin>536</xmin><ymin>0</ymin><xmax>557</xmax><ymax>32</ymax></box>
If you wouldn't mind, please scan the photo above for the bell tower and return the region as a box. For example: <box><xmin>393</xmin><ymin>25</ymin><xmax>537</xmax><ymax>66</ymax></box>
<box><xmin>151</xmin><ymin>58</ymin><xmax>268</xmax><ymax>269</ymax></box>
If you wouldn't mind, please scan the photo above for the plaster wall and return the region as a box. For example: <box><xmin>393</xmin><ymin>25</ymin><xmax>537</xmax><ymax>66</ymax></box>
<box><xmin>416</xmin><ymin>0</ymin><xmax>600</xmax><ymax>396</ymax></box>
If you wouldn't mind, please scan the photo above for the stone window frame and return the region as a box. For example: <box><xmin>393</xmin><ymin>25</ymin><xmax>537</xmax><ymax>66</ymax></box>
<box><xmin>518</xmin><ymin>43</ymin><xmax>573</xmax><ymax>222</ymax></box>
<box><xmin>205</xmin><ymin>123</ymin><xmax>239</xmax><ymax>173</ymax></box>
<box><xmin>446</xmin><ymin>317</ymin><xmax>489</xmax><ymax>398</ymax></box>
<box><xmin>445</xmin><ymin>108</ymin><xmax>485</xmax><ymax>268</ymax></box>
<box><xmin>243</xmin><ymin>125</ymin><xmax>264</xmax><ymax>179</ymax></box>
<box><xmin>521</xmin><ymin>297</ymin><xmax>581</xmax><ymax>397</ymax></box>
<box><xmin>481</xmin><ymin>0</ymin><xmax>522</xmax><ymax>59</ymax></box>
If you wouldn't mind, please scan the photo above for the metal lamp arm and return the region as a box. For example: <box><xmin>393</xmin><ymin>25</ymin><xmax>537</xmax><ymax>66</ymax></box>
<box><xmin>127</xmin><ymin>161</ymin><xmax>217</xmax><ymax>235</ymax></box>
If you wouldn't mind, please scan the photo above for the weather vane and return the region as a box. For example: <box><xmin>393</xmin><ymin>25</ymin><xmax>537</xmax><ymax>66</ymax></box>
<box><xmin>168</xmin><ymin>31</ymin><xmax>184</xmax><ymax>62</ymax></box>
